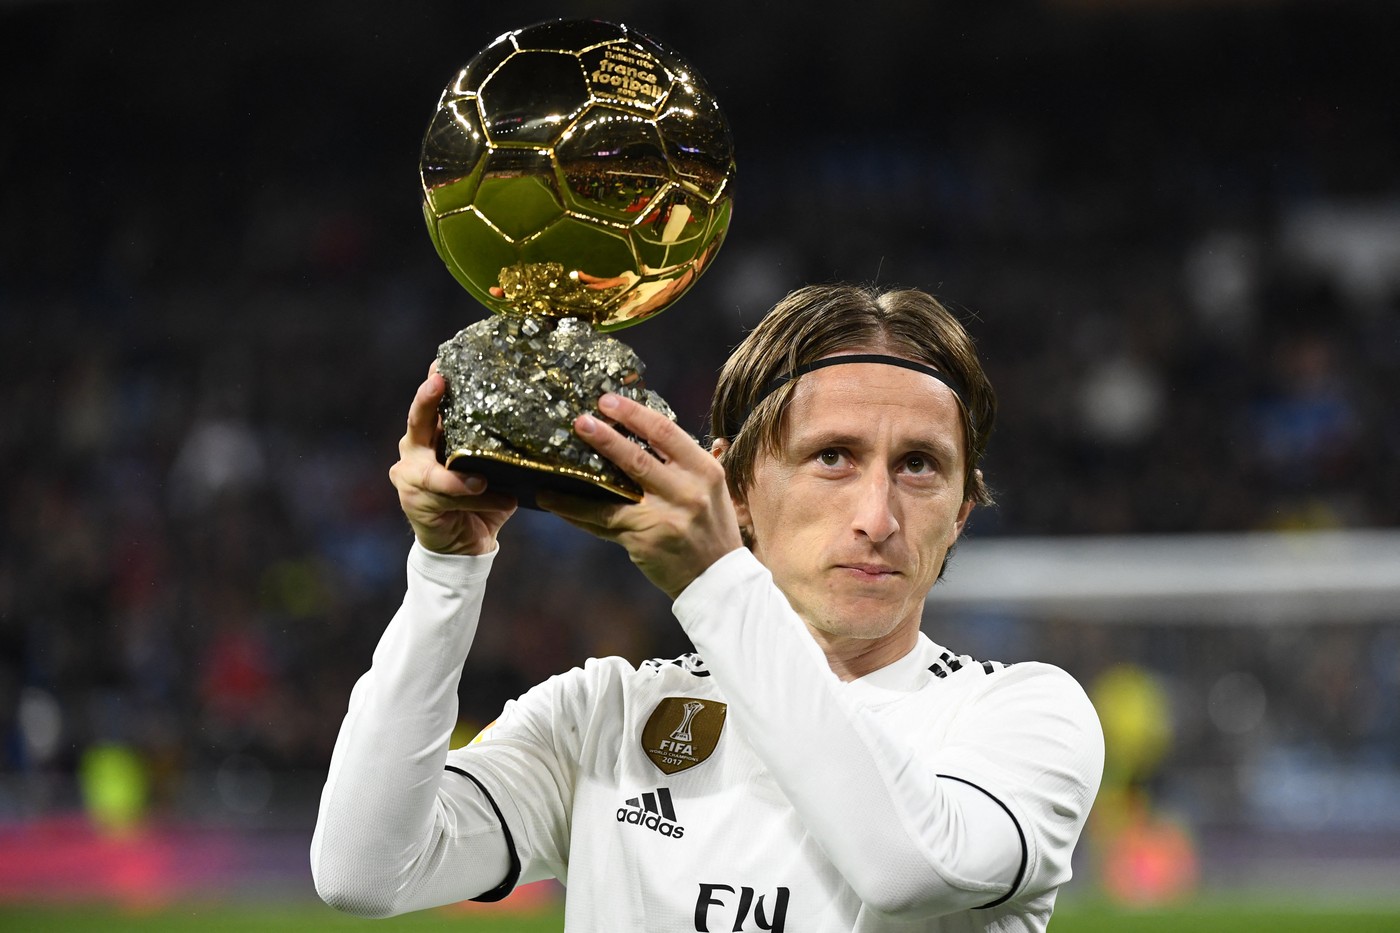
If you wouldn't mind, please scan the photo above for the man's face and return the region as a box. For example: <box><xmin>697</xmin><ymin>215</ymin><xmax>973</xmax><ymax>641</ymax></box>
<box><xmin>734</xmin><ymin>356</ymin><xmax>974</xmax><ymax>652</ymax></box>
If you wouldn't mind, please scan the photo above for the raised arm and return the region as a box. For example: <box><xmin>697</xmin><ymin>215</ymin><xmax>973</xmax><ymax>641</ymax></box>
<box><xmin>311</xmin><ymin>369</ymin><xmax>520</xmax><ymax>916</ymax></box>
<box><xmin>673</xmin><ymin>549</ymin><xmax>1103</xmax><ymax>916</ymax></box>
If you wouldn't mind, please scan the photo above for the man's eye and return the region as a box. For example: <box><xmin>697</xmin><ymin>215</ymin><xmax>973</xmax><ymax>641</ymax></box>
<box><xmin>818</xmin><ymin>449</ymin><xmax>842</xmax><ymax>467</ymax></box>
<box><xmin>904</xmin><ymin>454</ymin><xmax>931</xmax><ymax>474</ymax></box>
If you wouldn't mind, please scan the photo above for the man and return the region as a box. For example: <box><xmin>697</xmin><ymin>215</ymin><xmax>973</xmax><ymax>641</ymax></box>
<box><xmin>311</xmin><ymin>284</ymin><xmax>1104</xmax><ymax>931</ymax></box>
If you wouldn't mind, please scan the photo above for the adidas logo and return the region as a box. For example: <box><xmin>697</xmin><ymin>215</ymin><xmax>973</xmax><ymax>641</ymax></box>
<box><xmin>617</xmin><ymin>787</ymin><xmax>685</xmax><ymax>839</ymax></box>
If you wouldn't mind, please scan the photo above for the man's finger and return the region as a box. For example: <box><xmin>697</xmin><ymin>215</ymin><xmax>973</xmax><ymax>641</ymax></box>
<box><xmin>573</xmin><ymin>411</ymin><xmax>680</xmax><ymax>496</ymax></box>
<box><xmin>405</xmin><ymin>373</ymin><xmax>446</xmax><ymax>450</ymax></box>
<box><xmin>418</xmin><ymin>461</ymin><xmax>486</xmax><ymax>497</ymax></box>
<box><xmin>536</xmin><ymin>489</ymin><xmax>623</xmax><ymax>536</ymax></box>
<box><xmin>414</xmin><ymin>487</ymin><xmax>518</xmax><ymax>514</ymax></box>
<box><xmin>390</xmin><ymin>455</ymin><xmax>486</xmax><ymax>498</ymax></box>
<box><xmin>595</xmin><ymin>393</ymin><xmax>709</xmax><ymax>469</ymax></box>
<box><xmin>395</xmin><ymin>461</ymin><xmax>515</xmax><ymax>511</ymax></box>
<box><xmin>548</xmin><ymin>510</ymin><xmax>618</xmax><ymax>543</ymax></box>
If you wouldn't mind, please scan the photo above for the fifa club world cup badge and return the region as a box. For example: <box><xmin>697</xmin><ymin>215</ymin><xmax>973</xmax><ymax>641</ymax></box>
<box><xmin>642</xmin><ymin>697</ymin><xmax>726</xmax><ymax>774</ymax></box>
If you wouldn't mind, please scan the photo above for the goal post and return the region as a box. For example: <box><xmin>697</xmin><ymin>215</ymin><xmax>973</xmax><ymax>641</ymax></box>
<box><xmin>929</xmin><ymin>529</ymin><xmax>1400</xmax><ymax>624</ymax></box>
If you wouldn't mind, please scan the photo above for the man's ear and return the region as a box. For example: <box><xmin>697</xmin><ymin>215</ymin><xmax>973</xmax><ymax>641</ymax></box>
<box><xmin>710</xmin><ymin>437</ymin><xmax>752</xmax><ymax>528</ymax></box>
<box><xmin>950</xmin><ymin>469</ymin><xmax>981</xmax><ymax>541</ymax></box>
<box><xmin>955</xmin><ymin>498</ymin><xmax>974</xmax><ymax>536</ymax></box>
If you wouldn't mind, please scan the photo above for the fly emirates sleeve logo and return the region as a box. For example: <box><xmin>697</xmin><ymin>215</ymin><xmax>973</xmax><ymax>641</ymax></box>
<box><xmin>642</xmin><ymin>697</ymin><xmax>726</xmax><ymax>774</ymax></box>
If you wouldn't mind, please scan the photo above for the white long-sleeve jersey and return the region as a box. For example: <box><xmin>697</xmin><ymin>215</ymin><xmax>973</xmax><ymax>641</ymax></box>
<box><xmin>312</xmin><ymin>543</ymin><xmax>1103</xmax><ymax>932</ymax></box>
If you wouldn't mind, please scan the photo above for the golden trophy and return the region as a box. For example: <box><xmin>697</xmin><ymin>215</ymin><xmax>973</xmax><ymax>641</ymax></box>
<box><xmin>420</xmin><ymin>19</ymin><xmax>735</xmax><ymax>507</ymax></box>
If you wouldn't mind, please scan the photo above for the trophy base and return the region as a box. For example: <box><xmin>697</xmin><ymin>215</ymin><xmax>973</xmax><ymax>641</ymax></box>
<box><xmin>445</xmin><ymin>447</ymin><xmax>642</xmax><ymax>511</ymax></box>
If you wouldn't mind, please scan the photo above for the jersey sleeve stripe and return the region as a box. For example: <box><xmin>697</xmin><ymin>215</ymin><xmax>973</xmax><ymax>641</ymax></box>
<box><xmin>444</xmin><ymin>765</ymin><xmax>522</xmax><ymax>902</ymax></box>
<box><xmin>936</xmin><ymin>773</ymin><xmax>1029</xmax><ymax>909</ymax></box>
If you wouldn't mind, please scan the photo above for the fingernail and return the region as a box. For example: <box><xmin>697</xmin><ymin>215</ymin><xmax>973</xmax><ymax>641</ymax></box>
<box><xmin>577</xmin><ymin>414</ymin><xmax>598</xmax><ymax>435</ymax></box>
<box><xmin>464</xmin><ymin>476</ymin><xmax>485</xmax><ymax>494</ymax></box>
<box><xmin>598</xmin><ymin>393</ymin><xmax>619</xmax><ymax>412</ymax></box>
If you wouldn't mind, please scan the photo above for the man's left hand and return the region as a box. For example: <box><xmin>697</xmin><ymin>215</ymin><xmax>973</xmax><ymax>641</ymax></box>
<box><xmin>537</xmin><ymin>393</ymin><xmax>743</xmax><ymax>600</ymax></box>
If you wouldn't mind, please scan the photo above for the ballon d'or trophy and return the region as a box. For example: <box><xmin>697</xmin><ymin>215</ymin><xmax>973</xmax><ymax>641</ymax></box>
<box><xmin>420</xmin><ymin>19</ymin><xmax>735</xmax><ymax>508</ymax></box>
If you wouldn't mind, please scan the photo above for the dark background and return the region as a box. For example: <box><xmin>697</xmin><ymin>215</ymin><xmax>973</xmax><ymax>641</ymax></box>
<box><xmin>1</xmin><ymin>0</ymin><xmax>1397</xmax><ymax>853</ymax></box>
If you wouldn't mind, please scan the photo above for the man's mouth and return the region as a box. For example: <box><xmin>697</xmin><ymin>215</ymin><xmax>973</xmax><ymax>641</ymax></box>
<box><xmin>837</xmin><ymin>564</ymin><xmax>899</xmax><ymax>580</ymax></box>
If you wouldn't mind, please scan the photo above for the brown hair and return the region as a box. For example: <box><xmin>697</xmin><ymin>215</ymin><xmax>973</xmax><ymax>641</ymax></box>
<box><xmin>709</xmin><ymin>283</ymin><xmax>996</xmax><ymax>505</ymax></box>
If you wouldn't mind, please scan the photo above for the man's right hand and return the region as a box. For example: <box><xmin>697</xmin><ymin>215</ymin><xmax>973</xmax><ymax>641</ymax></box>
<box><xmin>389</xmin><ymin>367</ymin><xmax>517</xmax><ymax>555</ymax></box>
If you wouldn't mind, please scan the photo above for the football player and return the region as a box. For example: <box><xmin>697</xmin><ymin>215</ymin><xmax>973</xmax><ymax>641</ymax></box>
<box><xmin>313</xmin><ymin>284</ymin><xmax>1104</xmax><ymax>932</ymax></box>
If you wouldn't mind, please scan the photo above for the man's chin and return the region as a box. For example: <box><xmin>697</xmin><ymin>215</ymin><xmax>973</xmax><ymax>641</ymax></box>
<box><xmin>808</xmin><ymin>603</ymin><xmax>911</xmax><ymax>642</ymax></box>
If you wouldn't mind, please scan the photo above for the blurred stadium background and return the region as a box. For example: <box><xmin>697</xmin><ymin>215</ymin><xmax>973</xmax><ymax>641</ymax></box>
<box><xmin>2</xmin><ymin>0</ymin><xmax>1398</xmax><ymax>928</ymax></box>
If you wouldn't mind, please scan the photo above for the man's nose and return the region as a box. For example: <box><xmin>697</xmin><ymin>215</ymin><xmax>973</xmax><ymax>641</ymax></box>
<box><xmin>851</xmin><ymin>469</ymin><xmax>899</xmax><ymax>543</ymax></box>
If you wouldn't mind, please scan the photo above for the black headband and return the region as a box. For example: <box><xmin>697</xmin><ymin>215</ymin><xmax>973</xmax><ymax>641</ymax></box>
<box><xmin>724</xmin><ymin>353</ymin><xmax>976</xmax><ymax>438</ymax></box>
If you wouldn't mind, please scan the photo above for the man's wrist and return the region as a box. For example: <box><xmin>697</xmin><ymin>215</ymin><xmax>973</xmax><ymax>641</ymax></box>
<box><xmin>672</xmin><ymin>546</ymin><xmax>755</xmax><ymax>605</ymax></box>
<box><xmin>409</xmin><ymin>538</ymin><xmax>499</xmax><ymax>586</ymax></box>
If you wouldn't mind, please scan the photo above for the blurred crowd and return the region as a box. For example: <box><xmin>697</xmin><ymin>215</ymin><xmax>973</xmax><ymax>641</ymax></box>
<box><xmin>1</xmin><ymin>1</ymin><xmax>1397</xmax><ymax>832</ymax></box>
